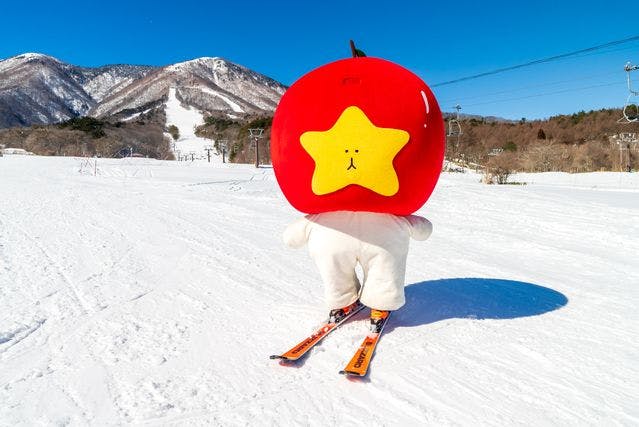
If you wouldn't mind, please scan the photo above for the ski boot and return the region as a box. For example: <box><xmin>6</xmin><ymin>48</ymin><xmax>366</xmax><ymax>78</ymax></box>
<box><xmin>370</xmin><ymin>309</ymin><xmax>391</xmax><ymax>334</ymax></box>
<box><xmin>329</xmin><ymin>300</ymin><xmax>363</xmax><ymax>324</ymax></box>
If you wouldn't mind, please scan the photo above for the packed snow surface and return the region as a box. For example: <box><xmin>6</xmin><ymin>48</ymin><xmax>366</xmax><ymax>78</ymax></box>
<box><xmin>0</xmin><ymin>156</ymin><xmax>638</xmax><ymax>425</ymax></box>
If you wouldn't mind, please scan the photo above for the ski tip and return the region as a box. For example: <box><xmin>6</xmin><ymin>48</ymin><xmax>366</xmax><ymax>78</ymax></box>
<box><xmin>270</xmin><ymin>355</ymin><xmax>284</xmax><ymax>360</ymax></box>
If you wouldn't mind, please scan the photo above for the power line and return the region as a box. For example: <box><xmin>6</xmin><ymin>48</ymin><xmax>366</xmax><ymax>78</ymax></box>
<box><xmin>432</xmin><ymin>35</ymin><xmax>639</xmax><ymax>88</ymax></box>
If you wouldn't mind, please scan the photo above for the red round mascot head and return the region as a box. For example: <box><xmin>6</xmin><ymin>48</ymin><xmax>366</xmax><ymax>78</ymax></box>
<box><xmin>271</xmin><ymin>56</ymin><xmax>445</xmax><ymax>216</ymax></box>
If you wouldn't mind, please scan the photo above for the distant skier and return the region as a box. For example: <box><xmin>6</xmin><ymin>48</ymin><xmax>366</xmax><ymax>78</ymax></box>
<box><xmin>270</xmin><ymin>47</ymin><xmax>445</xmax><ymax>375</ymax></box>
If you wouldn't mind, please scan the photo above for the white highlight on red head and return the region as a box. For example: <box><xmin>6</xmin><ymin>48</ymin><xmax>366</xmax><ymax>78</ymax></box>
<box><xmin>421</xmin><ymin>90</ymin><xmax>429</xmax><ymax>128</ymax></box>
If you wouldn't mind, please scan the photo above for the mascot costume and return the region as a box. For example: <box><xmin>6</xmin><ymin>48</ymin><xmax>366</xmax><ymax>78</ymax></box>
<box><xmin>270</xmin><ymin>44</ymin><xmax>445</xmax><ymax>376</ymax></box>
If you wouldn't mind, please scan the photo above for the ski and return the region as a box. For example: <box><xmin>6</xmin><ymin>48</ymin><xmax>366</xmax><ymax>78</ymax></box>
<box><xmin>270</xmin><ymin>301</ymin><xmax>365</xmax><ymax>361</ymax></box>
<box><xmin>339</xmin><ymin>311</ymin><xmax>391</xmax><ymax>377</ymax></box>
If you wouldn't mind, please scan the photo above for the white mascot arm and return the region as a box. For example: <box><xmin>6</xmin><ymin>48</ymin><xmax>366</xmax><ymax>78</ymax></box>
<box><xmin>405</xmin><ymin>215</ymin><xmax>433</xmax><ymax>241</ymax></box>
<box><xmin>283</xmin><ymin>216</ymin><xmax>312</xmax><ymax>248</ymax></box>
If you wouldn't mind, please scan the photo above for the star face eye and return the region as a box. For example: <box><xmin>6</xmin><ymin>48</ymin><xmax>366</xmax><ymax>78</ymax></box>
<box><xmin>355</xmin><ymin>149</ymin><xmax>359</xmax><ymax>153</ymax></box>
<box><xmin>345</xmin><ymin>149</ymin><xmax>349</xmax><ymax>153</ymax></box>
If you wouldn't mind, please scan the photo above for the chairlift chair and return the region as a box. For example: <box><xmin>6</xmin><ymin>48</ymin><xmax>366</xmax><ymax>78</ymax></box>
<box><xmin>447</xmin><ymin>119</ymin><xmax>463</xmax><ymax>137</ymax></box>
<box><xmin>620</xmin><ymin>62</ymin><xmax>639</xmax><ymax>123</ymax></box>
<box><xmin>447</xmin><ymin>104</ymin><xmax>463</xmax><ymax>137</ymax></box>
<box><xmin>622</xmin><ymin>98</ymin><xmax>639</xmax><ymax>122</ymax></box>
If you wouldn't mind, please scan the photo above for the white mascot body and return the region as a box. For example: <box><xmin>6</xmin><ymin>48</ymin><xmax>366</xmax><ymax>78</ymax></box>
<box><xmin>284</xmin><ymin>212</ymin><xmax>432</xmax><ymax>311</ymax></box>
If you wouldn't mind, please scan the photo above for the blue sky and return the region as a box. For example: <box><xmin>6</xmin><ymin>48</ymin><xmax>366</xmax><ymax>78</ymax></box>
<box><xmin>2</xmin><ymin>0</ymin><xmax>637</xmax><ymax>120</ymax></box>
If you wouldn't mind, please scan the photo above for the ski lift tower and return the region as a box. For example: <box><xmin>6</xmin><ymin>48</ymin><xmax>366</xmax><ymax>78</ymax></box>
<box><xmin>219</xmin><ymin>139</ymin><xmax>229</xmax><ymax>163</ymax></box>
<box><xmin>249</xmin><ymin>128</ymin><xmax>264</xmax><ymax>168</ymax></box>
<box><xmin>204</xmin><ymin>144</ymin><xmax>214</xmax><ymax>163</ymax></box>
<box><xmin>611</xmin><ymin>132</ymin><xmax>639</xmax><ymax>172</ymax></box>
<box><xmin>447</xmin><ymin>104</ymin><xmax>463</xmax><ymax>160</ymax></box>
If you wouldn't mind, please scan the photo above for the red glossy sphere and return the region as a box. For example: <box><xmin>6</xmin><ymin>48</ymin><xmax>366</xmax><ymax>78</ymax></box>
<box><xmin>271</xmin><ymin>57</ymin><xmax>445</xmax><ymax>215</ymax></box>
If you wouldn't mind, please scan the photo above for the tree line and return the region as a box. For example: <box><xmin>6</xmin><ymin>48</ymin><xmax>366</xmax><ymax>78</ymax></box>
<box><xmin>447</xmin><ymin>108</ymin><xmax>639</xmax><ymax>182</ymax></box>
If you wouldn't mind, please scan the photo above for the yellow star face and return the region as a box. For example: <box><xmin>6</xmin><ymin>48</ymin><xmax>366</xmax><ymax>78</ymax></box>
<box><xmin>300</xmin><ymin>106</ymin><xmax>409</xmax><ymax>196</ymax></box>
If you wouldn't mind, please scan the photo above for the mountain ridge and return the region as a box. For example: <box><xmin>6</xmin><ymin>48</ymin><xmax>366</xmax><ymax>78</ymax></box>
<box><xmin>0</xmin><ymin>53</ymin><xmax>286</xmax><ymax>128</ymax></box>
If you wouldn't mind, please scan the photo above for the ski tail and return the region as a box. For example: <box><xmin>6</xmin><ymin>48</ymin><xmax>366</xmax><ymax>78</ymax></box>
<box><xmin>270</xmin><ymin>301</ymin><xmax>364</xmax><ymax>361</ymax></box>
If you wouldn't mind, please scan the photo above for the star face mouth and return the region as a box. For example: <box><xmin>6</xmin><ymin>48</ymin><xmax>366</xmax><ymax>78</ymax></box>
<box><xmin>347</xmin><ymin>157</ymin><xmax>356</xmax><ymax>170</ymax></box>
<box><xmin>346</xmin><ymin>148</ymin><xmax>358</xmax><ymax>170</ymax></box>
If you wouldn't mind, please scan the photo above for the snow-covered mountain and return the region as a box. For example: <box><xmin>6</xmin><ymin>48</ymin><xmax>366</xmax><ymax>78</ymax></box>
<box><xmin>0</xmin><ymin>53</ymin><xmax>153</xmax><ymax>128</ymax></box>
<box><xmin>0</xmin><ymin>53</ymin><xmax>286</xmax><ymax>129</ymax></box>
<box><xmin>91</xmin><ymin>57</ymin><xmax>286</xmax><ymax>119</ymax></box>
<box><xmin>74</xmin><ymin>63</ymin><xmax>157</xmax><ymax>104</ymax></box>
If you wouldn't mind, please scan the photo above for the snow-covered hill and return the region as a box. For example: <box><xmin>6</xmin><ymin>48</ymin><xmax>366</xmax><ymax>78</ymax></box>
<box><xmin>0</xmin><ymin>156</ymin><xmax>637</xmax><ymax>425</ymax></box>
<box><xmin>74</xmin><ymin>63</ymin><xmax>156</xmax><ymax>104</ymax></box>
<box><xmin>0</xmin><ymin>53</ymin><xmax>286</xmax><ymax>129</ymax></box>
<box><xmin>0</xmin><ymin>53</ymin><xmax>93</xmax><ymax>127</ymax></box>
<box><xmin>91</xmin><ymin>57</ymin><xmax>285</xmax><ymax>119</ymax></box>
<box><xmin>0</xmin><ymin>53</ymin><xmax>153</xmax><ymax>127</ymax></box>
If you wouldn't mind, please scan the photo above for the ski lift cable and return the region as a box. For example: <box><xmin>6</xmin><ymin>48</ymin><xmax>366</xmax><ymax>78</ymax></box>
<box><xmin>460</xmin><ymin>81</ymin><xmax>622</xmax><ymax>108</ymax></box>
<box><xmin>546</xmin><ymin>42</ymin><xmax>639</xmax><ymax>62</ymax></box>
<box><xmin>431</xmin><ymin>34</ymin><xmax>639</xmax><ymax>88</ymax></box>
<box><xmin>438</xmin><ymin>70</ymin><xmax>621</xmax><ymax>105</ymax></box>
<box><xmin>436</xmin><ymin>46</ymin><xmax>636</xmax><ymax>106</ymax></box>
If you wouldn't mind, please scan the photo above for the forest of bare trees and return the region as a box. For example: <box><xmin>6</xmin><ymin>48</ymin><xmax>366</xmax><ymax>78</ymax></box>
<box><xmin>2</xmin><ymin>107</ymin><xmax>639</xmax><ymax>183</ymax></box>
<box><xmin>195</xmin><ymin>115</ymin><xmax>272</xmax><ymax>164</ymax></box>
<box><xmin>447</xmin><ymin>108</ymin><xmax>639</xmax><ymax>182</ymax></box>
<box><xmin>0</xmin><ymin>110</ymin><xmax>174</xmax><ymax>160</ymax></box>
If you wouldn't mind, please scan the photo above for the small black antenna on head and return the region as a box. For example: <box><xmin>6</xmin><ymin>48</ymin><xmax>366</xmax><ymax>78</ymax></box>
<box><xmin>349</xmin><ymin>40</ymin><xmax>367</xmax><ymax>58</ymax></box>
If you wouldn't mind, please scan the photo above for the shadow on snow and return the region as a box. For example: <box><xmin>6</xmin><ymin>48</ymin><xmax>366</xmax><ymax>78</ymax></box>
<box><xmin>389</xmin><ymin>278</ymin><xmax>568</xmax><ymax>332</ymax></box>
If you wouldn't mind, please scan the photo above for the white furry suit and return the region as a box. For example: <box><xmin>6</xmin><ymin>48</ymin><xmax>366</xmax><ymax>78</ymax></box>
<box><xmin>284</xmin><ymin>211</ymin><xmax>432</xmax><ymax>311</ymax></box>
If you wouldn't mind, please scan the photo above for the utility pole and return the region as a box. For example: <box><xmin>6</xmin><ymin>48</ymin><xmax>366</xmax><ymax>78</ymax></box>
<box><xmin>249</xmin><ymin>128</ymin><xmax>264</xmax><ymax>168</ymax></box>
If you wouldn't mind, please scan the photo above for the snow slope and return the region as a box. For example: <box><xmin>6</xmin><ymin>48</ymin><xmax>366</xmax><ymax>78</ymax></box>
<box><xmin>0</xmin><ymin>157</ymin><xmax>637</xmax><ymax>425</ymax></box>
<box><xmin>165</xmin><ymin>88</ymin><xmax>219</xmax><ymax>162</ymax></box>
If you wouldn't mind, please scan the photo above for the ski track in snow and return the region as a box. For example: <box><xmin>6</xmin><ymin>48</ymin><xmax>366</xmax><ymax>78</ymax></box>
<box><xmin>0</xmin><ymin>156</ymin><xmax>638</xmax><ymax>426</ymax></box>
